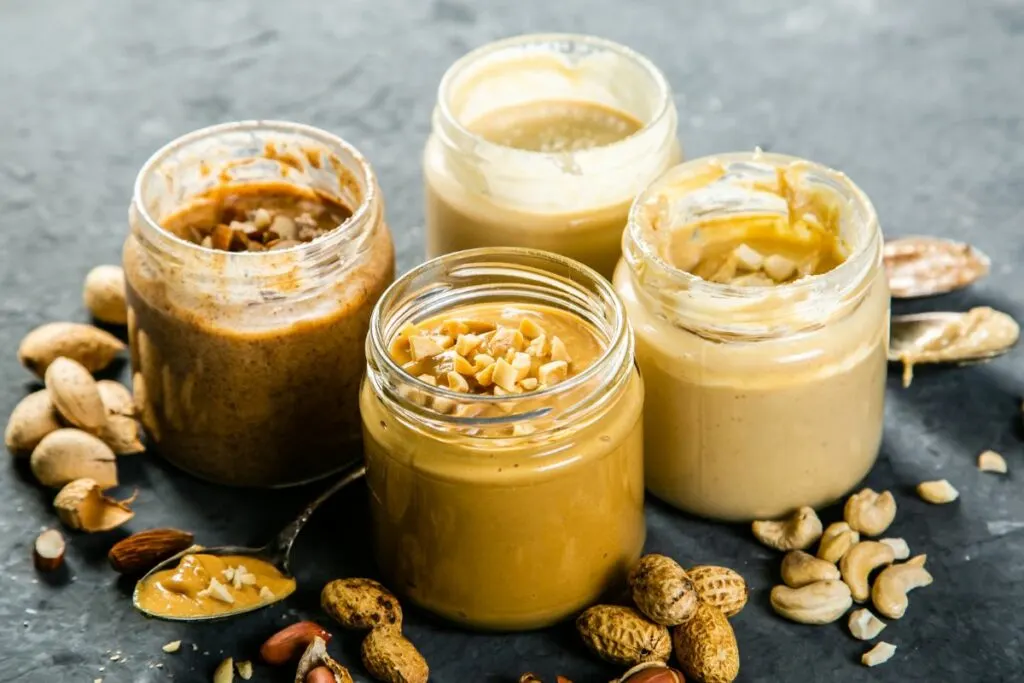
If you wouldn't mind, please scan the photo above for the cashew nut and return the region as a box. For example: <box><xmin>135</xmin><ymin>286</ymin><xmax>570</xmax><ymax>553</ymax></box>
<box><xmin>871</xmin><ymin>555</ymin><xmax>932</xmax><ymax>619</ymax></box>
<box><xmin>861</xmin><ymin>641</ymin><xmax>897</xmax><ymax>667</ymax></box>
<box><xmin>817</xmin><ymin>521</ymin><xmax>860</xmax><ymax>563</ymax></box>
<box><xmin>879</xmin><ymin>538</ymin><xmax>910</xmax><ymax>560</ymax></box>
<box><xmin>840</xmin><ymin>541</ymin><xmax>895</xmax><ymax>602</ymax></box>
<box><xmin>844</xmin><ymin>489</ymin><xmax>896</xmax><ymax>536</ymax></box>
<box><xmin>978</xmin><ymin>450</ymin><xmax>1008</xmax><ymax>473</ymax></box>
<box><xmin>848</xmin><ymin>608</ymin><xmax>886</xmax><ymax>640</ymax></box>
<box><xmin>781</xmin><ymin>551</ymin><xmax>840</xmax><ymax>588</ymax></box>
<box><xmin>770</xmin><ymin>580</ymin><xmax>852</xmax><ymax>624</ymax></box>
<box><xmin>752</xmin><ymin>506</ymin><xmax>823</xmax><ymax>551</ymax></box>
<box><xmin>916</xmin><ymin>479</ymin><xmax>959</xmax><ymax>504</ymax></box>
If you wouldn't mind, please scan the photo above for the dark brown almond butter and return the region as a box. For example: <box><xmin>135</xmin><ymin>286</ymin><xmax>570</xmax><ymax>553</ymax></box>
<box><xmin>107</xmin><ymin>528</ymin><xmax>195</xmax><ymax>574</ymax></box>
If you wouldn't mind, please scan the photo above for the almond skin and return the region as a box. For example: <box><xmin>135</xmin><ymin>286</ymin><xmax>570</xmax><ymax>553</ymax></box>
<box><xmin>18</xmin><ymin>322</ymin><xmax>125</xmax><ymax>377</ymax></box>
<box><xmin>107</xmin><ymin>528</ymin><xmax>195</xmax><ymax>575</ymax></box>
<box><xmin>261</xmin><ymin>622</ymin><xmax>334</xmax><ymax>666</ymax></box>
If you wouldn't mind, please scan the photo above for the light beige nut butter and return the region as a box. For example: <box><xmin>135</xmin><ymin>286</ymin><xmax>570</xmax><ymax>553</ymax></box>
<box><xmin>136</xmin><ymin>553</ymin><xmax>295</xmax><ymax>619</ymax></box>
<box><xmin>362</xmin><ymin>249</ymin><xmax>644</xmax><ymax>630</ymax></box>
<box><xmin>615</xmin><ymin>152</ymin><xmax>889</xmax><ymax>521</ymax></box>
<box><xmin>424</xmin><ymin>34</ymin><xmax>680</xmax><ymax>279</ymax></box>
<box><xmin>125</xmin><ymin>122</ymin><xmax>394</xmax><ymax>487</ymax></box>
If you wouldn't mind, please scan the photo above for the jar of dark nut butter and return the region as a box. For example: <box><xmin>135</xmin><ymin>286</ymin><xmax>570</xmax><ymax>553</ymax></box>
<box><xmin>362</xmin><ymin>248</ymin><xmax>645</xmax><ymax>630</ymax></box>
<box><xmin>125</xmin><ymin>121</ymin><xmax>394</xmax><ymax>487</ymax></box>
<box><xmin>424</xmin><ymin>34</ymin><xmax>680</xmax><ymax>279</ymax></box>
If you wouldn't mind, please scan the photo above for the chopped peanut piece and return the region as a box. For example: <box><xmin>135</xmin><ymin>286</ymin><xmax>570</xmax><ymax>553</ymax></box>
<box><xmin>447</xmin><ymin>371</ymin><xmax>469</xmax><ymax>392</ymax></box>
<box><xmin>410</xmin><ymin>335</ymin><xmax>445</xmax><ymax>361</ymax></box>
<box><xmin>417</xmin><ymin>374</ymin><xmax>437</xmax><ymax>386</ymax></box>
<box><xmin>520</xmin><ymin>377</ymin><xmax>539</xmax><ymax>391</ymax></box>
<box><xmin>512</xmin><ymin>423</ymin><xmax>536</xmax><ymax>437</ymax></box>
<box><xmin>493</xmin><ymin>358</ymin><xmax>520</xmax><ymax>392</ymax></box>
<box><xmin>549</xmin><ymin>336</ymin><xmax>571</xmax><ymax>364</ymax></box>
<box><xmin>441</xmin><ymin>319</ymin><xmax>470</xmax><ymax>337</ymax></box>
<box><xmin>733</xmin><ymin>243</ymin><xmax>765</xmax><ymax>271</ymax></box>
<box><xmin>511</xmin><ymin>352</ymin><xmax>532</xmax><ymax>381</ymax></box>
<box><xmin>475</xmin><ymin>363</ymin><xmax>495</xmax><ymax>387</ymax></box>
<box><xmin>452</xmin><ymin>354</ymin><xmax>475</xmax><ymax>375</ymax></box>
<box><xmin>537</xmin><ymin>360</ymin><xmax>569</xmax><ymax>386</ymax></box>
<box><xmin>454</xmin><ymin>402</ymin><xmax>484</xmax><ymax>418</ymax></box>
<box><xmin>519</xmin><ymin>318</ymin><xmax>546</xmax><ymax>339</ymax></box>
<box><xmin>473</xmin><ymin>354</ymin><xmax>495</xmax><ymax>371</ymax></box>
<box><xmin>861</xmin><ymin>642</ymin><xmax>896</xmax><ymax>667</ymax></box>
<box><xmin>455</xmin><ymin>334</ymin><xmax>482</xmax><ymax>357</ymax></box>
<box><xmin>433</xmin><ymin>396</ymin><xmax>456</xmax><ymax>413</ymax></box>
<box><xmin>978</xmin><ymin>450</ymin><xmax>1008</xmax><ymax>473</ymax></box>
<box><xmin>764</xmin><ymin>254</ymin><xmax>797</xmax><ymax>281</ymax></box>
<box><xmin>429</xmin><ymin>334</ymin><xmax>454</xmax><ymax>350</ymax></box>
<box><xmin>528</xmin><ymin>334</ymin><xmax>548</xmax><ymax>357</ymax></box>
<box><xmin>708</xmin><ymin>254</ymin><xmax>739</xmax><ymax>284</ymax></box>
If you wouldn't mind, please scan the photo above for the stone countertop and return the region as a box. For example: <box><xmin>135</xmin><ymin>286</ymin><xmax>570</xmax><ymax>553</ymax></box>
<box><xmin>1</xmin><ymin>0</ymin><xmax>1022</xmax><ymax>681</ymax></box>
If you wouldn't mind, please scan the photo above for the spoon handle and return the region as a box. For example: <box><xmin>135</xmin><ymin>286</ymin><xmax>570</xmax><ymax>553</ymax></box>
<box><xmin>272</xmin><ymin>461</ymin><xmax>367</xmax><ymax>570</ymax></box>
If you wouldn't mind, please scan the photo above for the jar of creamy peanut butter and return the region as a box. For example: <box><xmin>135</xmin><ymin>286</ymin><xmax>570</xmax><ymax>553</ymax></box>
<box><xmin>361</xmin><ymin>248</ymin><xmax>645</xmax><ymax>630</ymax></box>
<box><xmin>614</xmin><ymin>152</ymin><xmax>889</xmax><ymax>521</ymax></box>
<box><xmin>424</xmin><ymin>34</ymin><xmax>681</xmax><ymax>279</ymax></box>
<box><xmin>126</xmin><ymin>121</ymin><xmax>394</xmax><ymax>487</ymax></box>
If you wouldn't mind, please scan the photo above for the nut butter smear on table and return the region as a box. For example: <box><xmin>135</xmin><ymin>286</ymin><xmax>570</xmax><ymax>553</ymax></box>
<box><xmin>362</xmin><ymin>301</ymin><xmax>645</xmax><ymax>628</ymax></box>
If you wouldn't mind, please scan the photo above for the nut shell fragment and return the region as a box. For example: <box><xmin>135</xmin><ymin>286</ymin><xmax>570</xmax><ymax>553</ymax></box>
<box><xmin>53</xmin><ymin>478</ymin><xmax>135</xmax><ymax>532</ymax></box>
<box><xmin>883</xmin><ymin>236</ymin><xmax>989</xmax><ymax>298</ymax></box>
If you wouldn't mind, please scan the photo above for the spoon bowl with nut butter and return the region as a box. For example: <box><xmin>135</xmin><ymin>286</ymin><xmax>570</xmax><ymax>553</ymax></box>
<box><xmin>133</xmin><ymin>463</ymin><xmax>366</xmax><ymax>621</ymax></box>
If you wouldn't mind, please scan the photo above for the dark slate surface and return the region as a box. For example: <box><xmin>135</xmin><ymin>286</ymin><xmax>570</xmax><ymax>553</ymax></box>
<box><xmin>1</xmin><ymin>0</ymin><xmax>1023</xmax><ymax>681</ymax></box>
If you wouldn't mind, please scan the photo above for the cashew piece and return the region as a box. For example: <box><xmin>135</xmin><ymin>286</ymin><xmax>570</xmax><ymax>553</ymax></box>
<box><xmin>871</xmin><ymin>555</ymin><xmax>932</xmax><ymax>619</ymax></box>
<box><xmin>848</xmin><ymin>608</ymin><xmax>886</xmax><ymax>640</ymax></box>
<box><xmin>840</xmin><ymin>541</ymin><xmax>895</xmax><ymax>602</ymax></box>
<box><xmin>781</xmin><ymin>551</ymin><xmax>840</xmax><ymax>588</ymax></box>
<box><xmin>844</xmin><ymin>489</ymin><xmax>897</xmax><ymax>536</ymax></box>
<box><xmin>879</xmin><ymin>538</ymin><xmax>910</xmax><ymax>560</ymax></box>
<box><xmin>916</xmin><ymin>479</ymin><xmax>959</xmax><ymax>504</ymax></box>
<box><xmin>770</xmin><ymin>580</ymin><xmax>852</xmax><ymax>624</ymax></box>
<box><xmin>978</xmin><ymin>450</ymin><xmax>1007</xmax><ymax>473</ymax></box>
<box><xmin>752</xmin><ymin>506</ymin><xmax>823</xmax><ymax>551</ymax></box>
<box><xmin>817</xmin><ymin>521</ymin><xmax>860</xmax><ymax>563</ymax></box>
<box><xmin>861</xmin><ymin>642</ymin><xmax>897</xmax><ymax>667</ymax></box>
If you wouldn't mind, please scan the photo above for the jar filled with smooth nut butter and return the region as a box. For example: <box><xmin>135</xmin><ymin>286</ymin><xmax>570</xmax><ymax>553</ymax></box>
<box><xmin>424</xmin><ymin>33</ymin><xmax>680</xmax><ymax>280</ymax></box>
<box><xmin>125</xmin><ymin>121</ymin><xmax>395</xmax><ymax>487</ymax></box>
<box><xmin>361</xmin><ymin>248</ymin><xmax>645</xmax><ymax>630</ymax></box>
<box><xmin>614</xmin><ymin>151</ymin><xmax>889</xmax><ymax>521</ymax></box>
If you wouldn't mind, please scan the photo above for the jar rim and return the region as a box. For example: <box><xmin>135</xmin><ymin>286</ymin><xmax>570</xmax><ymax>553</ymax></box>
<box><xmin>435</xmin><ymin>33</ymin><xmax>673</xmax><ymax>161</ymax></box>
<box><xmin>132</xmin><ymin>119</ymin><xmax>378</xmax><ymax>260</ymax></box>
<box><xmin>366</xmin><ymin>247</ymin><xmax>633</xmax><ymax>429</ymax></box>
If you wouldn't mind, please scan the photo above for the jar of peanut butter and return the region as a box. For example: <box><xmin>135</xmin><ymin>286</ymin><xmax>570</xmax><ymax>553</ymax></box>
<box><xmin>125</xmin><ymin>121</ymin><xmax>394</xmax><ymax>487</ymax></box>
<box><xmin>614</xmin><ymin>152</ymin><xmax>889</xmax><ymax>521</ymax></box>
<box><xmin>361</xmin><ymin>248</ymin><xmax>645</xmax><ymax>630</ymax></box>
<box><xmin>424</xmin><ymin>34</ymin><xmax>681</xmax><ymax>280</ymax></box>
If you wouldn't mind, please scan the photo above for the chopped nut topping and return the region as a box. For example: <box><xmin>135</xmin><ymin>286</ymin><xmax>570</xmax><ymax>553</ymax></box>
<box><xmin>258</xmin><ymin>586</ymin><xmax>275</xmax><ymax>601</ymax></box>
<box><xmin>978</xmin><ymin>449</ymin><xmax>1008</xmax><ymax>473</ymax></box>
<box><xmin>493</xmin><ymin>358</ymin><xmax>520</xmax><ymax>392</ymax></box>
<box><xmin>537</xmin><ymin>361</ymin><xmax>569</xmax><ymax>386</ymax></box>
<box><xmin>203</xmin><ymin>578</ymin><xmax>235</xmax><ymax>604</ymax></box>
<box><xmin>162</xmin><ymin>640</ymin><xmax>182</xmax><ymax>654</ymax></box>
<box><xmin>763</xmin><ymin>254</ymin><xmax>797</xmax><ymax>282</ymax></box>
<box><xmin>519</xmin><ymin>318</ymin><xmax>546</xmax><ymax>339</ymax></box>
<box><xmin>410</xmin><ymin>336</ymin><xmax>446</xmax><ymax>361</ymax></box>
<box><xmin>733</xmin><ymin>243</ymin><xmax>765</xmax><ymax>271</ymax></box>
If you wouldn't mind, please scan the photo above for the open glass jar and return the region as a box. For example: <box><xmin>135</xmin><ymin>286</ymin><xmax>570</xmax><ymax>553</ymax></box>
<box><xmin>614</xmin><ymin>151</ymin><xmax>889</xmax><ymax>521</ymax></box>
<box><xmin>424</xmin><ymin>33</ymin><xmax>680</xmax><ymax>279</ymax></box>
<box><xmin>361</xmin><ymin>248</ymin><xmax>645</xmax><ymax>630</ymax></box>
<box><xmin>125</xmin><ymin>121</ymin><xmax>395</xmax><ymax>487</ymax></box>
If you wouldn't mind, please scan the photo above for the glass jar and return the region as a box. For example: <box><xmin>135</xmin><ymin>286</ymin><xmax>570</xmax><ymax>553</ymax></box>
<box><xmin>125</xmin><ymin>121</ymin><xmax>395</xmax><ymax>487</ymax></box>
<box><xmin>614</xmin><ymin>151</ymin><xmax>889</xmax><ymax>521</ymax></box>
<box><xmin>361</xmin><ymin>248</ymin><xmax>645</xmax><ymax>630</ymax></box>
<box><xmin>424</xmin><ymin>33</ymin><xmax>680</xmax><ymax>280</ymax></box>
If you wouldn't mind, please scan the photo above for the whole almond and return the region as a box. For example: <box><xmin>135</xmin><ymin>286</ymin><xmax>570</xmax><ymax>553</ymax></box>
<box><xmin>18</xmin><ymin>322</ymin><xmax>125</xmax><ymax>377</ymax></box>
<box><xmin>672</xmin><ymin>602</ymin><xmax>739</xmax><ymax>683</ymax></box>
<box><xmin>687</xmin><ymin>565</ymin><xmax>749</xmax><ymax>618</ymax></box>
<box><xmin>361</xmin><ymin>628</ymin><xmax>429</xmax><ymax>683</ymax></box>
<box><xmin>577</xmin><ymin>605</ymin><xmax>671</xmax><ymax>666</ymax></box>
<box><xmin>321</xmin><ymin>578</ymin><xmax>403</xmax><ymax>630</ymax></box>
<box><xmin>5</xmin><ymin>389</ymin><xmax>61</xmax><ymax>454</ymax></box>
<box><xmin>108</xmin><ymin>528</ymin><xmax>195</xmax><ymax>574</ymax></box>
<box><xmin>30</xmin><ymin>428</ymin><xmax>117</xmax><ymax>488</ymax></box>
<box><xmin>261</xmin><ymin>622</ymin><xmax>334</xmax><ymax>666</ymax></box>
<box><xmin>83</xmin><ymin>265</ymin><xmax>128</xmax><ymax>325</ymax></box>
<box><xmin>45</xmin><ymin>357</ymin><xmax>107</xmax><ymax>432</ymax></box>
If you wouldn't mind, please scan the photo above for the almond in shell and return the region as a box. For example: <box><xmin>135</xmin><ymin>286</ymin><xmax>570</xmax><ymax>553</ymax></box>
<box><xmin>83</xmin><ymin>265</ymin><xmax>128</xmax><ymax>325</ymax></box>
<box><xmin>30</xmin><ymin>428</ymin><xmax>117</xmax><ymax>488</ymax></box>
<box><xmin>5</xmin><ymin>389</ymin><xmax>61</xmax><ymax>454</ymax></box>
<box><xmin>18</xmin><ymin>322</ymin><xmax>125</xmax><ymax>377</ymax></box>
<box><xmin>45</xmin><ymin>357</ymin><xmax>107</xmax><ymax>432</ymax></box>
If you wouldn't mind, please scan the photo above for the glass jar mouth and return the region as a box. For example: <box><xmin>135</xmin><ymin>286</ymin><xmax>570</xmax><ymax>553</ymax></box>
<box><xmin>623</xmin><ymin>151</ymin><xmax>883</xmax><ymax>337</ymax></box>
<box><xmin>132</xmin><ymin>120</ymin><xmax>378</xmax><ymax>260</ymax></box>
<box><xmin>435</xmin><ymin>33</ymin><xmax>673</xmax><ymax>162</ymax></box>
<box><xmin>366</xmin><ymin>247</ymin><xmax>632</xmax><ymax>429</ymax></box>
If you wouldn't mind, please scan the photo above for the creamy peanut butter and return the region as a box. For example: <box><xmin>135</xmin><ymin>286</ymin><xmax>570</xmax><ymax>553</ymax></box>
<box><xmin>617</xmin><ymin>154</ymin><xmax>888</xmax><ymax>521</ymax></box>
<box><xmin>467</xmin><ymin>100</ymin><xmax>643</xmax><ymax>153</ymax></box>
<box><xmin>135</xmin><ymin>553</ymin><xmax>295</xmax><ymax>619</ymax></box>
<box><xmin>362</xmin><ymin>302</ymin><xmax>644</xmax><ymax>630</ymax></box>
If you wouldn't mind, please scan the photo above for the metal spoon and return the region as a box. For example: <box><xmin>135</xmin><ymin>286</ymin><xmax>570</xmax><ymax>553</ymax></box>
<box><xmin>133</xmin><ymin>462</ymin><xmax>367</xmax><ymax>621</ymax></box>
<box><xmin>888</xmin><ymin>308</ymin><xmax>1019</xmax><ymax>363</ymax></box>
<box><xmin>884</xmin><ymin>236</ymin><xmax>990</xmax><ymax>299</ymax></box>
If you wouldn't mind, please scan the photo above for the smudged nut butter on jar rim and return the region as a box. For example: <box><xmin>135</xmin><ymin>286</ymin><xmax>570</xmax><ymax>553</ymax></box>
<box><xmin>361</xmin><ymin>248</ymin><xmax>645</xmax><ymax>630</ymax></box>
<box><xmin>614</xmin><ymin>151</ymin><xmax>889</xmax><ymax>521</ymax></box>
<box><xmin>125</xmin><ymin>121</ymin><xmax>395</xmax><ymax>487</ymax></box>
<box><xmin>424</xmin><ymin>33</ymin><xmax>681</xmax><ymax>279</ymax></box>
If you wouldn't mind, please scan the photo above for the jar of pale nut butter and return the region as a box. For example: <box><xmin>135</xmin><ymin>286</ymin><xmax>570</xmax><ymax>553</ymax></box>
<box><xmin>125</xmin><ymin>121</ymin><xmax>394</xmax><ymax>487</ymax></box>
<box><xmin>424</xmin><ymin>34</ymin><xmax>680</xmax><ymax>279</ymax></box>
<box><xmin>614</xmin><ymin>152</ymin><xmax>889</xmax><ymax>521</ymax></box>
<box><xmin>361</xmin><ymin>248</ymin><xmax>645</xmax><ymax>630</ymax></box>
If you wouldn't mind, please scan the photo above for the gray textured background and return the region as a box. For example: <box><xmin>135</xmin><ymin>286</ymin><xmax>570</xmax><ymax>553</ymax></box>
<box><xmin>2</xmin><ymin>0</ymin><xmax>1023</xmax><ymax>681</ymax></box>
